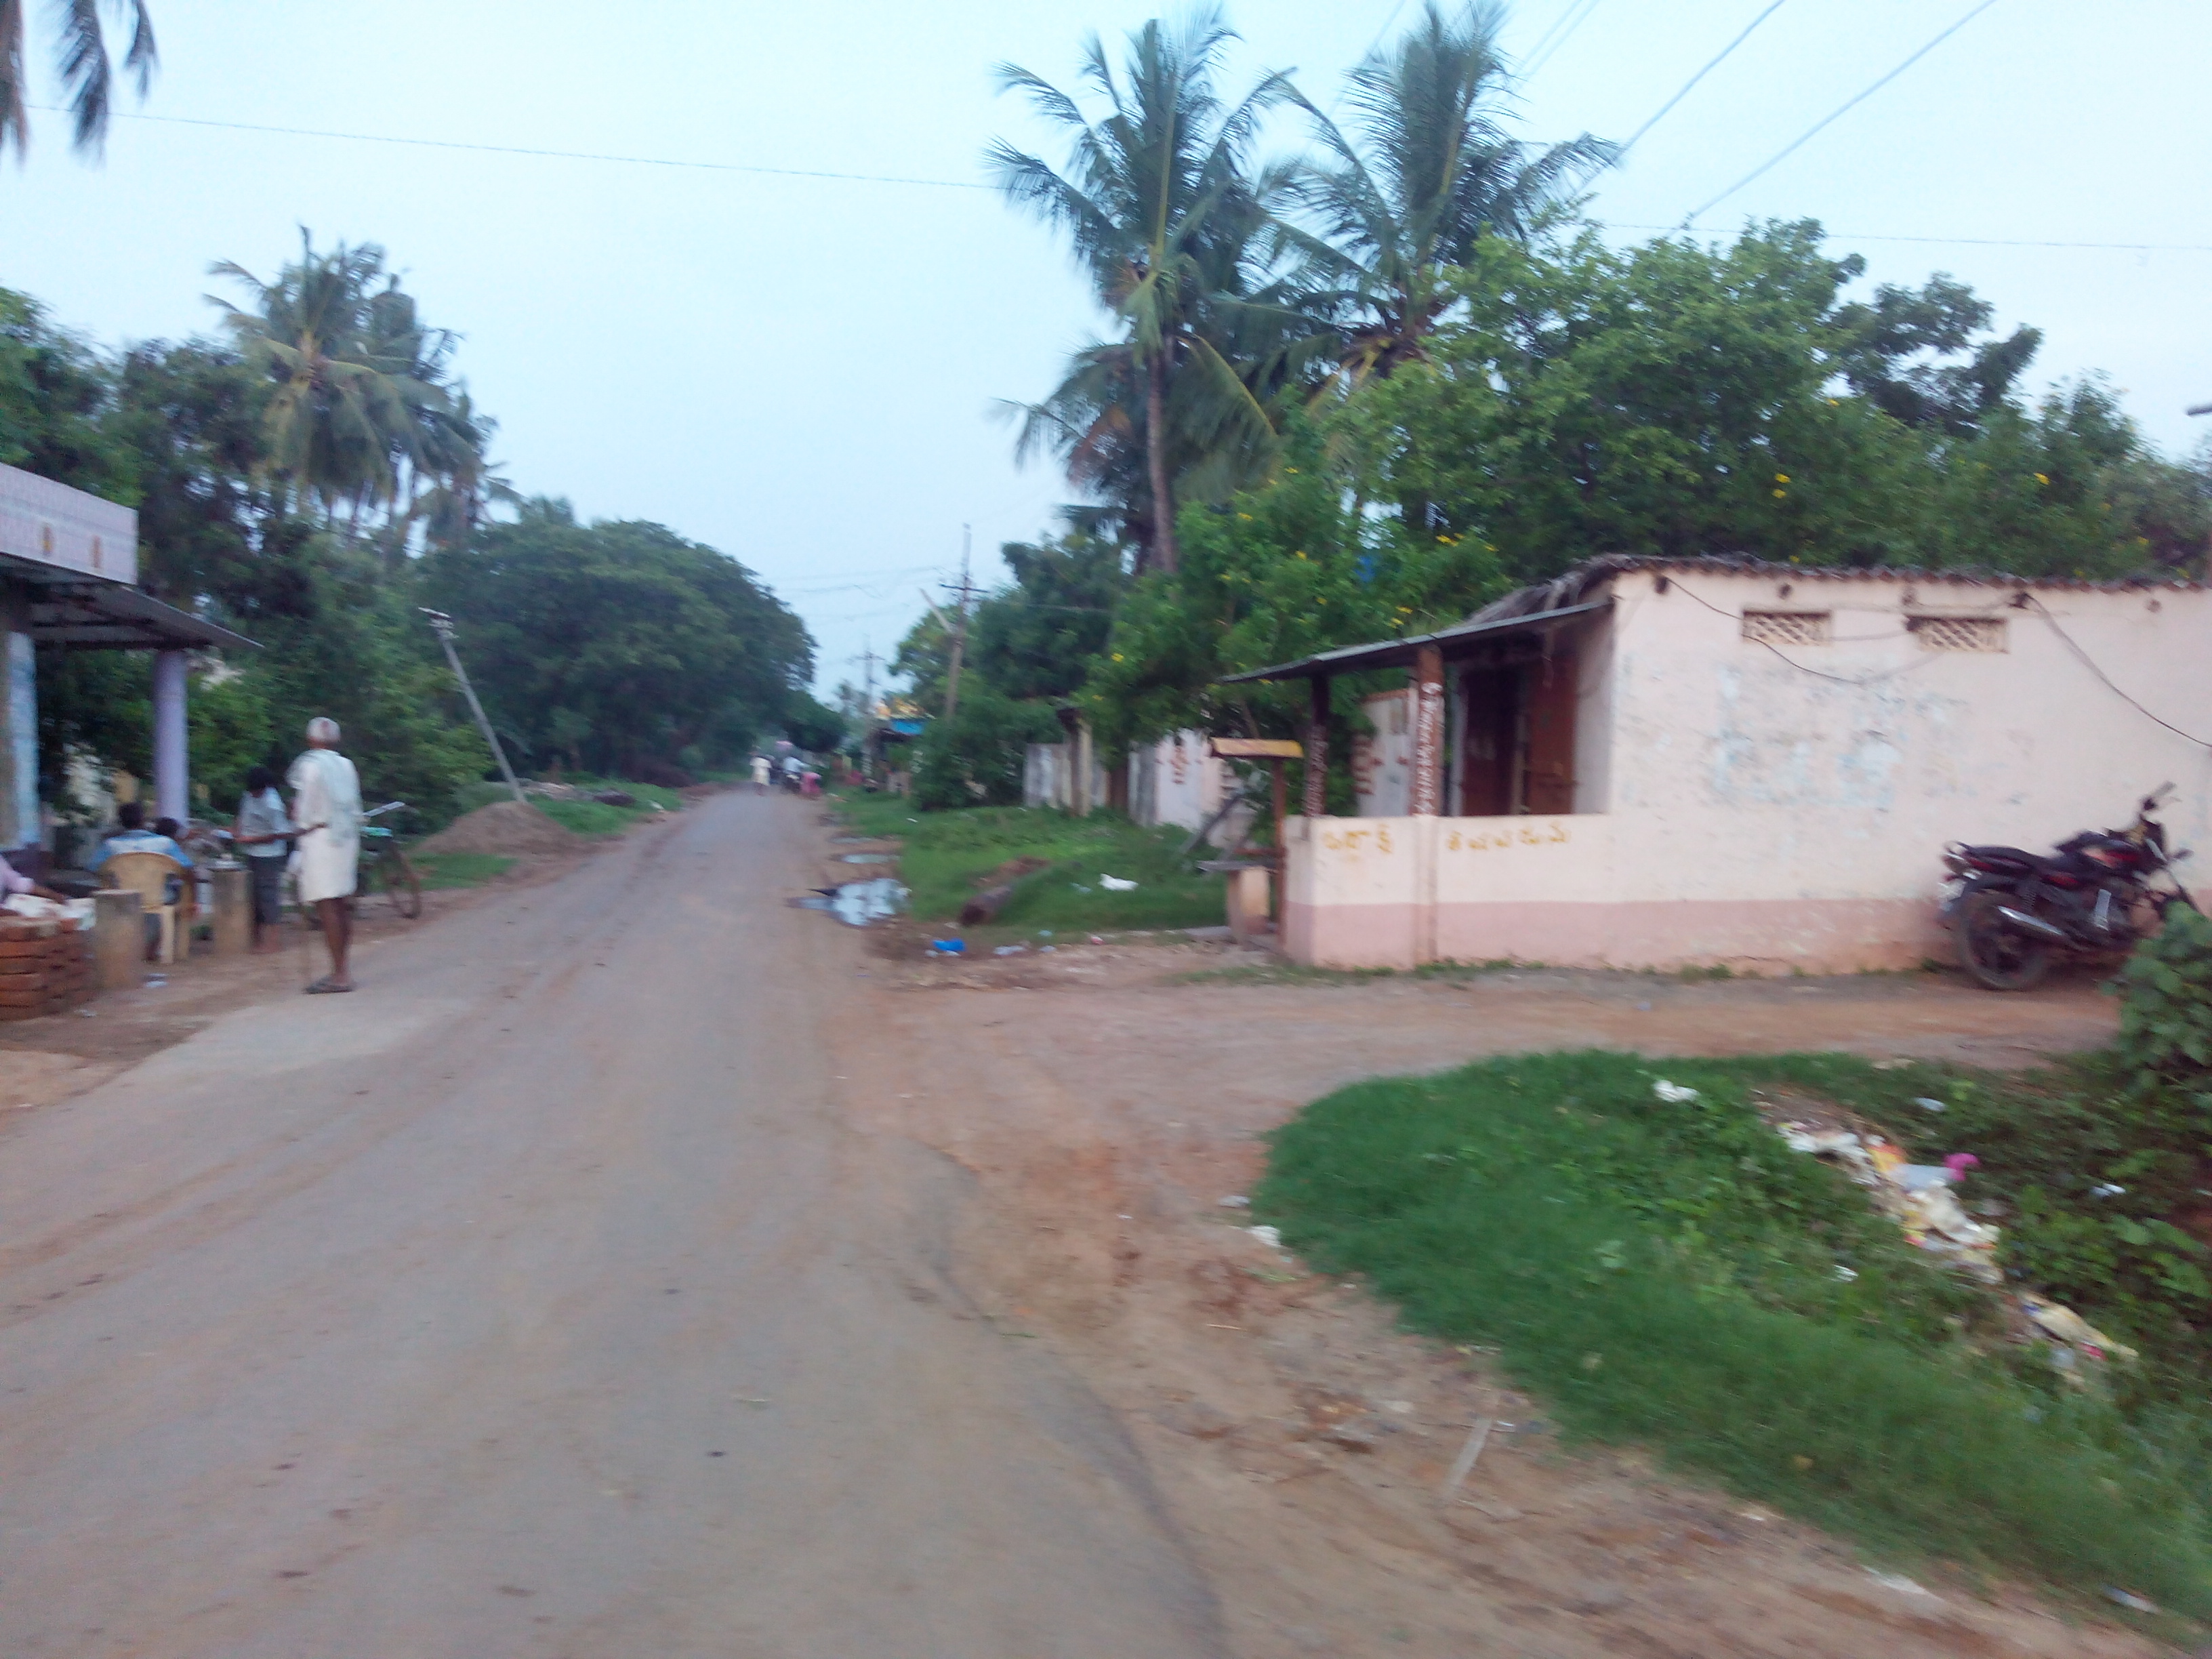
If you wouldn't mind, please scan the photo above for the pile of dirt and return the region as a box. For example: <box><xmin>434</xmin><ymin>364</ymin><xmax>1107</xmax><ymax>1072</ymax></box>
<box><xmin>414</xmin><ymin>800</ymin><xmax>587</xmax><ymax>857</ymax></box>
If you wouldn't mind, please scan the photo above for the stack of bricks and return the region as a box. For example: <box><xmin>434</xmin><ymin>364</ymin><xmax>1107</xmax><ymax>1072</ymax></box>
<box><xmin>0</xmin><ymin>916</ymin><xmax>96</xmax><ymax>1021</ymax></box>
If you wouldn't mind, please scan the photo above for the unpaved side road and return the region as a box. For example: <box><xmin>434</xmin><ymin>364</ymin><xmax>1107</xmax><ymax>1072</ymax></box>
<box><xmin>0</xmin><ymin>794</ymin><xmax>1223</xmax><ymax>1658</ymax></box>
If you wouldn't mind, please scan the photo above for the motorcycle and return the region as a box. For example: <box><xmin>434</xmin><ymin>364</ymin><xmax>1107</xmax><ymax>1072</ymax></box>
<box><xmin>1939</xmin><ymin>785</ymin><xmax>2197</xmax><ymax>991</ymax></box>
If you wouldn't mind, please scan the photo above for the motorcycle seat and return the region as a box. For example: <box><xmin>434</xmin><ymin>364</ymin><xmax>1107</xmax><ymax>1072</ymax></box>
<box><xmin>1957</xmin><ymin>844</ymin><xmax>2068</xmax><ymax>874</ymax></box>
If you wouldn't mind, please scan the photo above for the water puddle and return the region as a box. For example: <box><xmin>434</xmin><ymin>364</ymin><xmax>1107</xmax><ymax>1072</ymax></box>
<box><xmin>788</xmin><ymin>878</ymin><xmax>909</xmax><ymax>926</ymax></box>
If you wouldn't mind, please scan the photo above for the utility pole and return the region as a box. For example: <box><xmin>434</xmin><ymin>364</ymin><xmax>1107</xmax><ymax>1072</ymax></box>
<box><xmin>940</xmin><ymin>524</ymin><xmax>983</xmax><ymax>725</ymax></box>
<box><xmin>421</xmin><ymin>609</ymin><xmax>527</xmax><ymax>806</ymax></box>
<box><xmin>854</xmin><ymin>639</ymin><xmax>880</xmax><ymax>715</ymax></box>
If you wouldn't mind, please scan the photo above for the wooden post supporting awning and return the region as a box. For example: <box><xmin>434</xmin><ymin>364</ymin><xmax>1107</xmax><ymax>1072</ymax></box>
<box><xmin>1303</xmin><ymin>676</ymin><xmax>1330</xmax><ymax>817</ymax></box>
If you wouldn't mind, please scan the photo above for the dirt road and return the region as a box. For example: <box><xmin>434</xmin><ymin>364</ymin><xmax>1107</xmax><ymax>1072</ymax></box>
<box><xmin>0</xmin><ymin>794</ymin><xmax>1223</xmax><ymax>1658</ymax></box>
<box><xmin>0</xmin><ymin>794</ymin><xmax>2175</xmax><ymax>1658</ymax></box>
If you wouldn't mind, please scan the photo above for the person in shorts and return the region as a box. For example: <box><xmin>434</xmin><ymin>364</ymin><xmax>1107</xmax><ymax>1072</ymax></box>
<box><xmin>230</xmin><ymin>765</ymin><xmax>295</xmax><ymax>954</ymax></box>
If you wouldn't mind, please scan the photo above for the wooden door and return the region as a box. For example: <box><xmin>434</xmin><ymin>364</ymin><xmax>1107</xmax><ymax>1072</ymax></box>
<box><xmin>1459</xmin><ymin>669</ymin><xmax>1518</xmax><ymax>817</ymax></box>
<box><xmin>1521</xmin><ymin>652</ymin><xmax>1578</xmax><ymax>815</ymax></box>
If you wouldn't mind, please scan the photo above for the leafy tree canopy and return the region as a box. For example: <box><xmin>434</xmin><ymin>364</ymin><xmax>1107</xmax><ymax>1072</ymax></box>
<box><xmin>420</xmin><ymin>499</ymin><xmax>815</xmax><ymax>777</ymax></box>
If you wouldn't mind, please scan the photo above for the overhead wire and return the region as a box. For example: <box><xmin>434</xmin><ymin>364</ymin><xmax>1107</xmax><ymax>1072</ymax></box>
<box><xmin>1618</xmin><ymin>0</ymin><xmax>1788</xmax><ymax>155</ymax></box>
<box><xmin>1522</xmin><ymin>0</ymin><xmax>1605</xmax><ymax>81</ymax></box>
<box><xmin>1681</xmin><ymin>0</ymin><xmax>2002</xmax><ymax>225</ymax></box>
<box><xmin>38</xmin><ymin>102</ymin><xmax>2198</xmax><ymax>253</ymax></box>
<box><xmin>28</xmin><ymin>104</ymin><xmax>994</xmax><ymax>190</ymax></box>
<box><xmin>2024</xmin><ymin>596</ymin><xmax>2211</xmax><ymax>748</ymax></box>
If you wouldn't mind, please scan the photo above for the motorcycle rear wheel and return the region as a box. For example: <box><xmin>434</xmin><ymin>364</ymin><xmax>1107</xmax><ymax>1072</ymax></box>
<box><xmin>1959</xmin><ymin>889</ymin><xmax>2053</xmax><ymax>991</ymax></box>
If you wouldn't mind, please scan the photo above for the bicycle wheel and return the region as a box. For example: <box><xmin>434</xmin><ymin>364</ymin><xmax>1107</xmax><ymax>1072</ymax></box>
<box><xmin>375</xmin><ymin>850</ymin><xmax>424</xmax><ymax>919</ymax></box>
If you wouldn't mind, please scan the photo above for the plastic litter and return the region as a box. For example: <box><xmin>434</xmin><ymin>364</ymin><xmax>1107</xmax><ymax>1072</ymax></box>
<box><xmin>1218</xmin><ymin>1195</ymin><xmax>1250</xmax><ymax>1209</ymax></box>
<box><xmin>928</xmin><ymin>939</ymin><xmax>966</xmax><ymax>956</ymax></box>
<box><xmin>994</xmin><ymin>945</ymin><xmax>1027</xmax><ymax>956</ymax></box>
<box><xmin>2089</xmin><ymin>1182</ymin><xmax>2127</xmax><ymax>1198</ymax></box>
<box><xmin>1099</xmin><ymin>874</ymin><xmax>1139</xmax><ymax>891</ymax></box>
<box><xmin>1246</xmin><ymin>1225</ymin><xmax>1282</xmax><ymax>1248</ymax></box>
<box><xmin>1833</xmin><ymin>1265</ymin><xmax>1859</xmax><ymax>1282</ymax></box>
<box><xmin>2103</xmin><ymin>1587</ymin><xmax>2159</xmax><ymax>1614</ymax></box>
<box><xmin>1651</xmin><ymin>1079</ymin><xmax>1700</xmax><ymax>1103</ymax></box>
<box><xmin>2022</xmin><ymin>1298</ymin><xmax>2137</xmax><ymax>1363</ymax></box>
<box><xmin>1913</xmin><ymin>1096</ymin><xmax>1947</xmax><ymax>1112</ymax></box>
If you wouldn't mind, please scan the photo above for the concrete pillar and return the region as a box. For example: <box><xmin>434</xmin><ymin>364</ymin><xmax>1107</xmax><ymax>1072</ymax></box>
<box><xmin>1409</xmin><ymin>644</ymin><xmax>1446</xmax><ymax>816</ymax></box>
<box><xmin>152</xmin><ymin>649</ymin><xmax>189</xmax><ymax>826</ymax></box>
<box><xmin>93</xmin><ymin>888</ymin><xmax>143</xmax><ymax>991</ymax></box>
<box><xmin>209</xmin><ymin>863</ymin><xmax>250</xmax><ymax>956</ymax></box>
<box><xmin>1227</xmin><ymin>865</ymin><xmax>1273</xmax><ymax>947</ymax></box>
<box><xmin>0</xmin><ymin>628</ymin><xmax>35</xmax><ymax>851</ymax></box>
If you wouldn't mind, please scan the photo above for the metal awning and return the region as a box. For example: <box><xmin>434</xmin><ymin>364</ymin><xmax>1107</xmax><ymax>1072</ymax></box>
<box><xmin>1217</xmin><ymin>598</ymin><xmax>1612</xmax><ymax>684</ymax></box>
<box><xmin>4</xmin><ymin>554</ymin><xmax>259</xmax><ymax>652</ymax></box>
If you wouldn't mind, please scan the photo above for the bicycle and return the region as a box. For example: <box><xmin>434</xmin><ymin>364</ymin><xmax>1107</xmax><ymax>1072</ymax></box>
<box><xmin>359</xmin><ymin>801</ymin><xmax>424</xmax><ymax>920</ymax></box>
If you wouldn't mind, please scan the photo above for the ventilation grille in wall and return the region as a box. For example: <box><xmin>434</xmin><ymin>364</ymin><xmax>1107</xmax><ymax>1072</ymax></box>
<box><xmin>1740</xmin><ymin>610</ymin><xmax>1831</xmax><ymax>647</ymax></box>
<box><xmin>1911</xmin><ymin>615</ymin><xmax>2007</xmax><ymax>653</ymax></box>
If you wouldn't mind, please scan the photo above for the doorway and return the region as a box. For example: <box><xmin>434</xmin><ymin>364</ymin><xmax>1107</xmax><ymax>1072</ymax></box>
<box><xmin>1457</xmin><ymin>653</ymin><xmax>1577</xmax><ymax>817</ymax></box>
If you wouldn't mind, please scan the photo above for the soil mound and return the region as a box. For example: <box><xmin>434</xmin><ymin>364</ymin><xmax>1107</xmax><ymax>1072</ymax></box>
<box><xmin>415</xmin><ymin>800</ymin><xmax>587</xmax><ymax>857</ymax></box>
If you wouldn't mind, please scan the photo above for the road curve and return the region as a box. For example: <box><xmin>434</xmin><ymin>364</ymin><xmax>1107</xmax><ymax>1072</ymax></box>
<box><xmin>0</xmin><ymin>793</ymin><xmax>1225</xmax><ymax>1658</ymax></box>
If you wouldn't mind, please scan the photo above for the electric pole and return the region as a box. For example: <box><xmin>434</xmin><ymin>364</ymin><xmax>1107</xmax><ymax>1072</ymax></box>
<box><xmin>421</xmin><ymin>609</ymin><xmax>527</xmax><ymax>805</ymax></box>
<box><xmin>940</xmin><ymin>525</ymin><xmax>983</xmax><ymax>725</ymax></box>
<box><xmin>854</xmin><ymin>639</ymin><xmax>880</xmax><ymax>715</ymax></box>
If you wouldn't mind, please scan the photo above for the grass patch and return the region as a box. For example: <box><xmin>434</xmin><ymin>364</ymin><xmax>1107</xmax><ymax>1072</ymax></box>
<box><xmin>411</xmin><ymin>852</ymin><xmax>516</xmax><ymax>890</ymax></box>
<box><xmin>830</xmin><ymin>792</ymin><xmax>1224</xmax><ymax>932</ymax></box>
<box><xmin>1257</xmin><ymin>1048</ymin><xmax>2212</xmax><ymax>1614</ymax></box>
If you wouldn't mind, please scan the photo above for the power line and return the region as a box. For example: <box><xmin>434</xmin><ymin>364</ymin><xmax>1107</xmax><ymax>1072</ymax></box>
<box><xmin>30</xmin><ymin>104</ymin><xmax>993</xmax><ymax>190</ymax></box>
<box><xmin>42</xmin><ymin>98</ymin><xmax>2203</xmax><ymax>254</ymax></box>
<box><xmin>1523</xmin><ymin>0</ymin><xmax>1605</xmax><ymax>80</ymax></box>
<box><xmin>1681</xmin><ymin>0</ymin><xmax>2002</xmax><ymax>226</ymax></box>
<box><xmin>1611</xmin><ymin>223</ymin><xmax>2212</xmax><ymax>253</ymax></box>
<box><xmin>1619</xmin><ymin>0</ymin><xmax>1788</xmax><ymax>155</ymax></box>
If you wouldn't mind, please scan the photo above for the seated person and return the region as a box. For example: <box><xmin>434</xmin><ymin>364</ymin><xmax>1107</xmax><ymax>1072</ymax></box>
<box><xmin>92</xmin><ymin>802</ymin><xmax>194</xmax><ymax>903</ymax></box>
<box><xmin>0</xmin><ymin>849</ymin><xmax>70</xmax><ymax>905</ymax></box>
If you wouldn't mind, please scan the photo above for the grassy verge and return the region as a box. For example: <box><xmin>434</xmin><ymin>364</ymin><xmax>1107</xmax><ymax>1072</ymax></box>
<box><xmin>412</xmin><ymin>852</ymin><xmax>516</xmax><ymax>890</ymax></box>
<box><xmin>830</xmin><ymin>792</ymin><xmax>1225</xmax><ymax>932</ymax></box>
<box><xmin>1257</xmin><ymin>1048</ymin><xmax>2212</xmax><ymax>1615</ymax></box>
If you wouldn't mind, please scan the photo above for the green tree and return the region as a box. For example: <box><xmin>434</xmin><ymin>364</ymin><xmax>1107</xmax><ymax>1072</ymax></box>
<box><xmin>967</xmin><ymin>524</ymin><xmax>1123</xmax><ymax>701</ymax></box>
<box><xmin>209</xmin><ymin>234</ymin><xmax>476</xmax><ymax>542</ymax></box>
<box><xmin>0</xmin><ymin>0</ymin><xmax>155</xmax><ymax>159</ymax></box>
<box><xmin>991</xmin><ymin>7</ymin><xmax>1296</xmax><ymax>573</ymax></box>
<box><xmin>0</xmin><ymin>287</ymin><xmax>135</xmax><ymax>497</ymax></box>
<box><xmin>421</xmin><ymin>499</ymin><xmax>815</xmax><ymax>776</ymax></box>
<box><xmin>1285</xmin><ymin>1</ymin><xmax>1614</xmax><ymax>386</ymax></box>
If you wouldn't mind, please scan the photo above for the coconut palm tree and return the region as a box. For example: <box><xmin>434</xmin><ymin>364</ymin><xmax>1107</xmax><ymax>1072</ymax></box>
<box><xmin>208</xmin><ymin>234</ymin><xmax>460</xmax><ymax>534</ymax></box>
<box><xmin>990</xmin><ymin>7</ymin><xmax>1295</xmax><ymax>575</ymax></box>
<box><xmin>1288</xmin><ymin>1</ymin><xmax>1616</xmax><ymax>384</ymax></box>
<box><xmin>1</xmin><ymin>0</ymin><xmax>157</xmax><ymax>160</ymax></box>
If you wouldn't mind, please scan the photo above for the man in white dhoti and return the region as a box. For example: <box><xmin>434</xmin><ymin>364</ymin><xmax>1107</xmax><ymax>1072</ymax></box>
<box><xmin>288</xmin><ymin>716</ymin><xmax>363</xmax><ymax>994</ymax></box>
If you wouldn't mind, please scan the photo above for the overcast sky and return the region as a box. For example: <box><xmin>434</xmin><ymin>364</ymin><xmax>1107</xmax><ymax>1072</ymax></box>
<box><xmin>4</xmin><ymin>0</ymin><xmax>2205</xmax><ymax>698</ymax></box>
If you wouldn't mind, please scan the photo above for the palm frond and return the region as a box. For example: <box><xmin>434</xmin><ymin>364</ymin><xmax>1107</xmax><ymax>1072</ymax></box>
<box><xmin>0</xmin><ymin>0</ymin><xmax>26</xmax><ymax>159</ymax></box>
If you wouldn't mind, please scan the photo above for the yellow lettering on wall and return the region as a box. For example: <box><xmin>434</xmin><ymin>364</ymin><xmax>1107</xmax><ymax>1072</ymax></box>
<box><xmin>1377</xmin><ymin>825</ymin><xmax>1394</xmax><ymax>855</ymax></box>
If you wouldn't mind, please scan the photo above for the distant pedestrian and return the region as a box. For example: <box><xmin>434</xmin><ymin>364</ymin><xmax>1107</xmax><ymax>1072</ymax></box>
<box><xmin>230</xmin><ymin>764</ymin><xmax>296</xmax><ymax>954</ymax></box>
<box><xmin>751</xmin><ymin>754</ymin><xmax>771</xmax><ymax>794</ymax></box>
<box><xmin>288</xmin><ymin>718</ymin><xmax>363</xmax><ymax>994</ymax></box>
